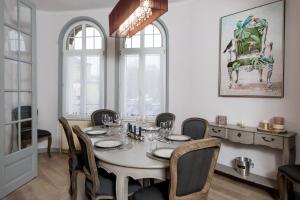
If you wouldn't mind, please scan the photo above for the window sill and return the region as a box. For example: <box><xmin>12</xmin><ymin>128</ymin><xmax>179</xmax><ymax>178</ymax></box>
<box><xmin>63</xmin><ymin>115</ymin><xmax>91</xmax><ymax>121</ymax></box>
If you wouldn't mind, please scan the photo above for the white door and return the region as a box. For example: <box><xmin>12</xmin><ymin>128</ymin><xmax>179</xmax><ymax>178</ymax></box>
<box><xmin>0</xmin><ymin>0</ymin><xmax>37</xmax><ymax>198</ymax></box>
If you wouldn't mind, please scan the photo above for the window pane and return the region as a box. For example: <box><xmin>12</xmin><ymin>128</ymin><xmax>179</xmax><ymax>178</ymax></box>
<box><xmin>74</xmin><ymin>25</ymin><xmax>82</xmax><ymax>37</ymax></box>
<box><xmin>86</xmin><ymin>25</ymin><xmax>94</xmax><ymax>37</ymax></box>
<box><xmin>94</xmin><ymin>29</ymin><xmax>101</xmax><ymax>37</ymax></box>
<box><xmin>20</xmin><ymin>62</ymin><xmax>32</xmax><ymax>91</ymax></box>
<box><xmin>144</xmin><ymin>54</ymin><xmax>162</xmax><ymax>116</ymax></box>
<box><xmin>86</xmin><ymin>56</ymin><xmax>102</xmax><ymax>115</ymax></box>
<box><xmin>125</xmin><ymin>38</ymin><xmax>132</xmax><ymax>48</ymax></box>
<box><xmin>145</xmin><ymin>24</ymin><xmax>154</xmax><ymax>34</ymax></box>
<box><xmin>4</xmin><ymin>0</ymin><xmax>18</xmax><ymax>27</ymax></box>
<box><xmin>86</xmin><ymin>56</ymin><xmax>100</xmax><ymax>81</ymax></box>
<box><xmin>21</xmin><ymin>120</ymin><xmax>32</xmax><ymax>149</ymax></box>
<box><xmin>145</xmin><ymin>35</ymin><xmax>153</xmax><ymax>48</ymax></box>
<box><xmin>4</xmin><ymin>59</ymin><xmax>18</xmax><ymax>90</ymax></box>
<box><xmin>95</xmin><ymin>37</ymin><xmax>102</xmax><ymax>49</ymax></box>
<box><xmin>4</xmin><ymin>92</ymin><xmax>19</xmax><ymax>123</ymax></box>
<box><xmin>67</xmin><ymin>38</ymin><xmax>75</xmax><ymax>50</ymax></box>
<box><xmin>64</xmin><ymin>56</ymin><xmax>81</xmax><ymax>116</ymax></box>
<box><xmin>20</xmin><ymin>33</ymin><xmax>32</xmax><ymax>62</ymax></box>
<box><xmin>20</xmin><ymin>92</ymin><xmax>32</xmax><ymax>118</ymax></box>
<box><xmin>153</xmin><ymin>26</ymin><xmax>160</xmax><ymax>34</ymax></box>
<box><xmin>74</xmin><ymin>37</ymin><xmax>82</xmax><ymax>50</ymax></box>
<box><xmin>4</xmin><ymin>123</ymin><xmax>19</xmax><ymax>155</ymax></box>
<box><xmin>131</xmin><ymin>35</ymin><xmax>140</xmax><ymax>48</ymax></box>
<box><xmin>4</xmin><ymin>27</ymin><xmax>18</xmax><ymax>59</ymax></box>
<box><xmin>154</xmin><ymin>35</ymin><xmax>162</xmax><ymax>47</ymax></box>
<box><xmin>20</xmin><ymin>3</ymin><xmax>32</xmax><ymax>34</ymax></box>
<box><xmin>124</xmin><ymin>55</ymin><xmax>139</xmax><ymax>117</ymax></box>
<box><xmin>86</xmin><ymin>37</ymin><xmax>94</xmax><ymax>49</ymax></box>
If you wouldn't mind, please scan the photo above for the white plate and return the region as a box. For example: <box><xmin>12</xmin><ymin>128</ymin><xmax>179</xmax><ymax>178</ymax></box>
<box><xmin>86</xmin><ymin>130</ymin><xmax>107</xmax><ymax>135</ymax></box>
<box><xmin>166</xmin><ymin>134</ymin><xmax>191</xmax><ymax>141</ymax></box>
<box><xmin>152</xmin><ymin>148</ymin><xmax>175</xmax><ymax>159</ymax></box>
<box><xmin>94</xmin><ymin>139</ymin><xmax>123</xmax><ymax>148</ymax></box>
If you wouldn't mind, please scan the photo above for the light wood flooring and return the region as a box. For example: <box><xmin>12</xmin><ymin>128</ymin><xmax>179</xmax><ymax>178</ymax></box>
<box><xmin>3</xmin><ymin>153</ymin><xmax>276</xmax><ymax>200</ymax></box>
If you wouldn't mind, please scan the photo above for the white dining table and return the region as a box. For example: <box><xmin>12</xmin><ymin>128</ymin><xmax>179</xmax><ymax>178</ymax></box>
<box><xmin>89</xmin><ymin>128</ymin><xmax>180</xmax><ymax>200</ymax></box>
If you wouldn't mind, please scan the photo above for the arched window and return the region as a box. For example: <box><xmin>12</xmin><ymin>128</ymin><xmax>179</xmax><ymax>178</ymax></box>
<box><xmin>119</xmin><ymin>21</ymin><xmax>168</xmax><ymax>119</ymax></box>
<box><xmin>62</xmin><ymin>20</ymin><xmax>106</xmax><ymax>118</ymax></box>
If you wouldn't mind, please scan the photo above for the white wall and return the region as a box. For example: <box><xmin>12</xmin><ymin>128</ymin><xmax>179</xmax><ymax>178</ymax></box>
<box><xmin>36</xmin><ymin>0</ymin><xmax>300</xmax><ymax>179</ymax></box>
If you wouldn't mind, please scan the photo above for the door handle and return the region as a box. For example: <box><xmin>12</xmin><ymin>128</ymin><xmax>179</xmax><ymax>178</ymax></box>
<box><xmin>237</xmin><ymin>133</ymin><xmax>242</xmax><ymax>137</ymax></box>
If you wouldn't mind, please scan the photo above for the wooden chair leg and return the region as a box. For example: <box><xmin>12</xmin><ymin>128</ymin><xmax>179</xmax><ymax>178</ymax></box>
<box><xmin>69</xmin><ymin>169</ymin><xmax>73</xmax><ymax>195</ymax></box>
<box><xmin>71</xmin><ymin>171</ymin><xmax>78</xmax><ymax>200</ymax></box>
<box><xmin>278</xmin><ymin>172</ymin><xmax>288</xmax><ymax>200</ymax></box>
<box><xmin>47</xmin><ymin>135</ymin><xmax>52</xmax><ymax>158</ymax></box>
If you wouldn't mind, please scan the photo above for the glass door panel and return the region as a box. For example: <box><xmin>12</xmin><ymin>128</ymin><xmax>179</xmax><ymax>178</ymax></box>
<box><xmin>4</xmin><ymin>92</ymin><xmax>19</xmax><ymax>123</ymax></box>
<box><xmin>20</xmin><ymin>62</ymin><xmax>32</xmax><ymax>90</ymax></box>
<box><xmin>20</xmin><ymin>92</ymin><xmax>32</xmax><ymax>108</ymax></box>
<box><xmin>4</xmin><ymin>26</ymin><xmax>18</xmax><ymax>59</ymax></box>
<box><xmin>0</xmin><ymin>0</ymin><xmax>36</xmax><ymax>198</ymax></box>
<box><xmin>4</xmin><ymin>59</ymin><xmax>18</xmax><ymax>90</ymax></box>
<box><xmin>3</xmin><ymin>123</ymin><xmax>19</xmax><ymax>155</ymax></box>
<box><xmin>19</xmin><ymin>33</ymin><xmax>31</xmax><ymax>62</ymax></box>
<box><xmin>19</xmin><ymin>3</ymin><xmax>31</xmax><ymax>34</ymax></box>
<box><xmin>4</xmin><ymin>0</ymin><xmax>18</xmax><ymax>28</ymax></box>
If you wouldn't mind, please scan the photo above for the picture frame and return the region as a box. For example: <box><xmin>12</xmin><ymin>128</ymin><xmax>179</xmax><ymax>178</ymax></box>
<box><xmin>218</xmin><ymin>0</ymin><xmax>285</xmax><ymax>97</ymax></box>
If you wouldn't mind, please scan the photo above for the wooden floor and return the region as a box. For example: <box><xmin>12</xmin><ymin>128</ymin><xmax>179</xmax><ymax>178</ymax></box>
<box><xmin>3</xmin><ymin>153</ymin><xmax>275</xmax><ymax>200</ymax></box>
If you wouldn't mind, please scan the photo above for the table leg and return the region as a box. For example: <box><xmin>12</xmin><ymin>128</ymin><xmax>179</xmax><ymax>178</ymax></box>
<box><xmin>116</xmin><ymin>175</ymin><xmax>129</xmax><ymax>200</ymax></box>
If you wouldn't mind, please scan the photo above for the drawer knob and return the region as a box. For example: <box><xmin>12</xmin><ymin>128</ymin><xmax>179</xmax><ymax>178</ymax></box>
<box><xmin>237</xmin><ymin>133</ymin><xmax>242</xmax><ymax>137</ymax></box>
<box><xmin>262</xmin><ymin>137</ymin><xmax>275</xmax><ymax>142</ymax></box>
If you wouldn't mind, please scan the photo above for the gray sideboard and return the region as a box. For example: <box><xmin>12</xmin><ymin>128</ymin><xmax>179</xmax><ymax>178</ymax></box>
<box><xmin>208</xmin><ymin>122</ymin><xmax>297</xmax><ymax>189</ymax></box>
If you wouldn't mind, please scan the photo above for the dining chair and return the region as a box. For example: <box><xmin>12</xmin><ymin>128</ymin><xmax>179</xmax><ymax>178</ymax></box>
<box><xmin>72</xmin><ymin>125</ymin><xmax>142</xmax><ymax>200</ymax></box>
<box><xmin>91</xmin><ymin>109</ymin><xmax>117</xmax><ymax>126</ymax></box>
<box><xmin>155</xmin><ymin>112</ymin><xmax>176</xmax><ymax>128</ymax></box>
<box><xmin>59</xmin><ymin>117</ymin><xmax>83</xmax><ymax>200</ymax></box>
<box><xmin>181</xmin><ymin>117</ymin><xmax>209</xmax><ymax>140</ymax></box>
<box><xmin>133</xmin><ymin>137</ymin><xmax>221</xmax><ymax>200</ymax></box>
<box><xmin>277</xmin><ymin>164</ymin><xmax>300</xmax><ymax>200</ymax></box>
<box><xmin>12</xmin><ymin>106</ymin><xmax>52</xmax><ymax>157</ymax></box>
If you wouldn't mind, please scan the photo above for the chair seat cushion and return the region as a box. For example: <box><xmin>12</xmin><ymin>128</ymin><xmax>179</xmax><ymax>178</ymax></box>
<box><xmin>37</xmin><ymin>129</ymin><xmax>51</xmax><ymax>138</ymax></box>
<box><xmin>133</xmin><ymin>181</ymin><xmax>169</xmax><ymax>200</ymax></box>
<box><xmin>279</xmin><ymin>165</ymin><xmax>300</xmax><ymax>183</ymax></box>
<box><xmin>85</xmin><ymin>170</ymin><xmax>141</xmax><ymax>197</ymax></box>
<box><xmin>21</xmin><ymin>129</ymin><xmax>51</xmax><ymax>140</ymax></box>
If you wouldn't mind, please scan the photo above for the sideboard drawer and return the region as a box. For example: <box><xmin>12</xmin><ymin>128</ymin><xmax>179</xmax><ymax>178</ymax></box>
<box><xmin>254</xmin><ymin>133</ymin><xmax>283</xmax><ymax>149</ymax></box>
<box><xmin>227</xmin><ymin>129</ymin><xmax>254</xmax><ymax>144</ymax></box>
<box><xmin>208</xmin><ymin>126</ymin><xmax>227</xmax><ymax>139</ymax></box>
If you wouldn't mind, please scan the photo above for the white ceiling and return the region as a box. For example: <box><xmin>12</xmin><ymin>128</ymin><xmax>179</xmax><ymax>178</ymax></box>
<box><xmin>29</xmin><ymin>0</ymin><xmax>183</xmax><ymax>12</ymax></box>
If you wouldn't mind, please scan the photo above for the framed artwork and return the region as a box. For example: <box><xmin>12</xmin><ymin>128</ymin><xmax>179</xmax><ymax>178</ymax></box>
<box><xmin>219</xmin><ymin>0</ymin><xmax>285</xmax><ymax>97</ymax></box>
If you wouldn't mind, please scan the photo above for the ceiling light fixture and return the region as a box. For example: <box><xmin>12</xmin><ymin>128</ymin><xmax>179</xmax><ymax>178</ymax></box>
<box><xmin>109</xmin><ymin>0</ymin><xmax>168</xmax><ymax>37</ymax></box>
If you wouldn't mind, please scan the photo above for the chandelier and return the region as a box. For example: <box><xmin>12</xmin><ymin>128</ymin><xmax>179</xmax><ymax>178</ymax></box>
<box><xmin>109</xmin><ymin>0</ymin><xmax>168</xmax><ymax>37</ymax></box>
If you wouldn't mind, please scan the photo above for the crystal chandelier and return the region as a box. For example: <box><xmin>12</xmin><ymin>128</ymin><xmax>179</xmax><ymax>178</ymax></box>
<box><xmin>109</xmin><ymin>0</ymin><xmax>168</xmax><ymax>37</ymax></box>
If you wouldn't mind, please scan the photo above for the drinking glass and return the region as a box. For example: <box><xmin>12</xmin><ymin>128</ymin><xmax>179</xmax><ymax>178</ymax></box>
<box><xmin>147</xmin><ymin>132</ymin><xmax>157</xmax><ymax>152</ymax></box>
<box><xmin>115</xmin><ymin>113</ymin><xmax>121</xmax><ymax>125</ymax></box>
<box><xmin>102</xmin><ymin>114</ymin><xmax>109</xmax><ymax>125</ymax></box>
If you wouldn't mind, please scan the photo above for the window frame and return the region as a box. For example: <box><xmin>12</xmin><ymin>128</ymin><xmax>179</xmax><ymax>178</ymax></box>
<box><xmin>118</xmin><ymin>20</ymin><xmax>169</xmax><ymax>120</ymax></box>
<box><xmin>58</xmin><ymin>17</ymin><xmax>107</xmax><ymax>120</ymax></box>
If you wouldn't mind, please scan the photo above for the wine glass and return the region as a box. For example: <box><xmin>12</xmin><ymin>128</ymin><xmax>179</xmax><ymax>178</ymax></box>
<box><xmin>115</xmin><ymin>113</ymin><xmax>121</xmax><ymax>125</ymax></box>
<box><xmin>102</xmin><ymin>114</ymin><xmax>109</xmax><ymax>126</ymax></box>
